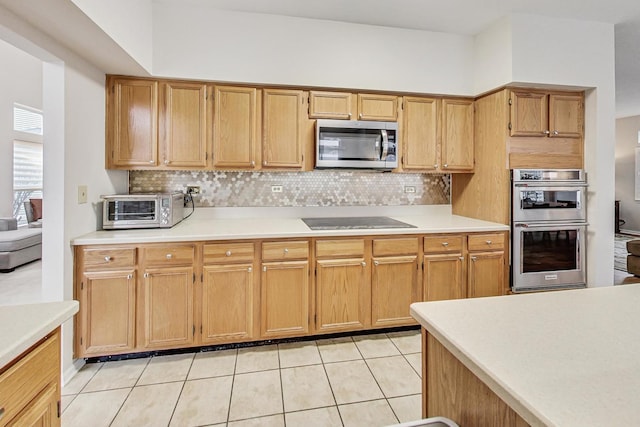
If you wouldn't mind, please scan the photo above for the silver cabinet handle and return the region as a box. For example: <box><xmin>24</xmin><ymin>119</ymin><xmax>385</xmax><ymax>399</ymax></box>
<box><xmin>0</xmin><ymin>407</ymin><xmax>5</xmax><ymax>420</ymax></box>
<box><xmin>149</xmin><ymin>160</ymin><xmax>154</xmax><ymax>164</ymax></box>
<box><xmin>543</xmin><ymin>130</ymin><xmax>550</xmax><ymax>135</ymax></box>
<box><xmin>361</xmin><ymin>261</ymin><xmax>366</xmax><ymax>267</ymax></box>
<box><xmin>226</xmin><ymin>251</ymin><xmax>232</xmax><ymax>256</ymax></box>
<box><xmin>104</xmin><ymin>256</ymin><xmax>112</xmax><ymax>262</ymax></box>
<box><xmin>127</xmin><ymin>274</ymin><xmax>132</xmax><ymax>279</ymax></box>
<box><xmin>263</xmin><ymin>266</ymin><xmax>267</xmax><ymax>272</ymax></box>
<box><xmin>284</xmin><ymin>248</ymin><xmax>289</xmax><ymax>254</ymax></box>
<box><xmin>359</xmin><ymin>113</ymin><xmax>363</xmax><ymax>119</ymax></box>
<box><xmin>251</xmin><ymin>161</ymin><xmax>255</xmax><ymax>167</ymax></box>
<box><xmin>553</xmin><ymin>130</ymin><xmax>559</xmax><ymax>135</ymax></box>
<box><xmin>471</xmin><ymin>256</ymin><xmax>477</xmax><ymax>261</ymax></box>
<box><xmin>374</xmin><ymin>260</ymin><xmax>379</xmax><ymax>266</ymax></box>
<box><xmin>164</xmin><ymin>159</ymin><xmax>170</xmax><ymax>165</ymax></box>
<box><xmin>166</xmin><ymin>253</ymin><xmax>173</xmax><ymax>259</ymax></box>
<box><xmin>144</xmin><ymin>272</ymin><xmax>149</xmax><ymax>278</ymax></box>
<box><xmin>263</xmin><ymin>161</ymin><xmax>268</xmax><ymax>166</ymax></box>
<box><xmin>248</xmin><ymin>267</ymin><xmax>253</xmax><ymax>273</ymax></box>
<box><xmin>459</xmin><ymin>256</ymin><xmax>464</xmax><ymax>261</ymax></box>
<box><xmin>442</xmin><ymin>242</ymin><xmax>449</xmax><ymax>247</ymax></box>
<box><xmin>348</xmin><ymin>112</ymin><xmax>352</xmax><ymax>119</ymax></box>
<box><xmin>443</xmin><ymin>164</ymin><xmax>448</xmax><ymax>168</ymax></box>
<box><xmin>434</xmin><ymin>164</ymin><xmax>438</xmax><ymax>169</ymax></box>
<box><xmin>486</xmin><ymin>240</ymin><xmax>492</xmax><ymax>245</ymax></box>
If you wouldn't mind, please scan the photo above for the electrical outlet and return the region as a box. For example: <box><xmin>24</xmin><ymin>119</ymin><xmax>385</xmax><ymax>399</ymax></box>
<box><xmin>271</xmin><ymin>185</ymin><xmax>283</xmax><ymax>193</ymax></box>
<box><xmin>78</xmin><ymin>185</ymin><xmax>88</xmax><ymax>204</ymax></box>
<box><xmin>186</xmin><ymin>186</ymin><xmax>200</xmax><ymax>195</ymax></box>
<box><xmin>404</xmin><ymin>186</ymin><xmax>416</xmax><ymax>194</ymax></box>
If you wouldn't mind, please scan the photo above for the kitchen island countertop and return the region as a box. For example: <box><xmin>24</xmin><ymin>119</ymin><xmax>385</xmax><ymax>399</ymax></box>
<box><xmin>71</xmin><ymin>205</ymin><xmax>508</xmax><ymax>245</ymax></box>
<box><xmin>0</xmin><ymin>301</ymin><xmax>79</xmax><ymax>368</ymax></box>
<box><xmin>410</xmin><ymin>284</ymin><xmax>640</xmax><ymax>426</ymax></box>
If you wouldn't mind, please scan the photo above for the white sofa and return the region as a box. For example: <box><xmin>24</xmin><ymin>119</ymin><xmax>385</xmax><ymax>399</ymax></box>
<box><xmin>0</xmin><ymin>218</ymin><xmax>42</xmax><ymax>272</ymax></box>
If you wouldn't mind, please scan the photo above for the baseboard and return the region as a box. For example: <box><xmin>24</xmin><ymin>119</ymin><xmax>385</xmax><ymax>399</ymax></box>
<box><xmin>619</xmin><ymin>229</ymin><xmax>640</xmax><ymax>237</ymax></box>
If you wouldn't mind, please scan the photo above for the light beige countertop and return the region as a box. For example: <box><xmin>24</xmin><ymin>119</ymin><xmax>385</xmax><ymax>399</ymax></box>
<box><xmin>0</xmin><ymin>301</ymin><xmax>79</xmax><ymax>368</ymax></box>
<box><xmin>72</xmin><ymin>205</ymin><xmax>508</xmax><ymax>245</ymax></box>
<box><xmin>410</xmin><ymin>284</ymin><xmax>640</xmax><ymax>427</ymax></box>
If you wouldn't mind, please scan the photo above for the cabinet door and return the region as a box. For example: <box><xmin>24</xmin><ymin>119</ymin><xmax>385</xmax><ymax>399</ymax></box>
<box><xmin>423</xmin><ymin>254</ymin><xmax>465</xmax><ymax>301</ymax></box>
<box><xmin>78</xmin><ymin>270</ymin><xmax>136</xmax><ymax>356</ymax></box>
<box><xmin>141</xmin><ymin>267</ymin><xmax>194</xmax><ymax>349</ymax></box>
<box><xmin>316</xmin><ymin>258</ymin><xmax>368</xmax><ymax>333</ymax></box>
<box><xmin>262</xmin><ymin>89</ymin><xmax>305</xmax><ymax>168</ymax></box>
<box><xmin>509</xmin><ymin>91</ymin><xmax>549</xmax><ymax>137</ymax></box>
<box><xmin>6</xmin><ymin>382</ymin><xmax>58</xmax><ymax>427</ymax></box>
<box><xmin>357</xmin><ymin>93</ymin><xmax>398</xmax><ymax>121</ymax></box>
<box><xmin>441</xmin><ymin>99</ymin><xmax>474</xmax><ymax>171</ymax></box>
<box><xmin>107</xmin><ymin>77</ymin><xmax>158</xmax><ymax>168</ymax></box>
<box><xmin>160</xmin><ymin>81</ymin><xmax>209</xmax><ymax>168</ymax></box>
<box><xmin>468</xmin><ymin>251</ymin><xmax>506</xmax><ymax>298</ymax></box>
<box><xmin>213</xmin><ymin>86</ymin><xmax>259</xmax><ymax>168</ymax></box>
<box><xmin>261</xmin><ymin>261</ymin><xmax>309</xmax><ymax>338</ymax></box>
<box><xmin>549</xmin><ymin>94</ymin><xmax>583</xmax><ymax>138</ymax></box>
<box><xmin>309</xmin><ymin>91</ymin><xmax>354</xmax><ymax>119</ymax></box>
<box><xmin>201</xmin><ymin>264</ymin><xmax>254</xmax><ymax>343</ymax></box>
<box><xmin>401</xmin><ymin>97</ymin><xmax>438</xmax><ymax>171</ymax></box>
<box><xmin>372</xmin><ymin>256</ymin><xmax>420</xmax><ymax>327</ymax></box>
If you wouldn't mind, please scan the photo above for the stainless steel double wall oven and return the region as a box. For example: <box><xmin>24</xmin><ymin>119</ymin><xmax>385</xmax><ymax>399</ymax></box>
<box><xmin>511</xmin><ymin>169</ymin><xmax>588</xmax><ymax>292</ymax></box>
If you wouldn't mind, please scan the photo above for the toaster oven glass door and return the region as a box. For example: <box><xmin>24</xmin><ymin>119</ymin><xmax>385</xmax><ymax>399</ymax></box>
<box><xmin>107</xmin><ymin>200</ymin><xmax>157</xmax><ymax>221</ymax></box>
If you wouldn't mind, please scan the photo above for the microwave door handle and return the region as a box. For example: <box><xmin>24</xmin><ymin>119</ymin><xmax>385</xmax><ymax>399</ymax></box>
<box><xmin>380</xmin><ymin>129</ymin><xmax>389</xmax><ymax>160</ymax></box>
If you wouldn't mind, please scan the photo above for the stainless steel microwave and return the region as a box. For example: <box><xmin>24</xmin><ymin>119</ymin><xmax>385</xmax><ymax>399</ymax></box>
<box><xmin>315</xmin><ymin>120</ymin><xmax>398</xmax><ymax>170</ymax></box>
<box><xmin>102</xmin><ymin>193</ymin><xmax>185</xmax><ymax>230</ymax></box>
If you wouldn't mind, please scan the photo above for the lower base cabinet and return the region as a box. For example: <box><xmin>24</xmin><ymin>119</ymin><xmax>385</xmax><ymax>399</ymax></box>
<box><xmin>0</xmin><ymin>329</ymin><xmax>60</xmax><ymax>427</ymax></box>
<box><xmin>372</xmin><ymin>255</ymin><xmax>420</xmax><ymax>326</ymax></box>
<box><xmin>424</xmin><ymin>254</ymin><xmax>466</xmax><ymax>301</ymax></box>
<box><xmin>260</xmin><ymin>260</ymin><xmax>310</xmax><ymax>338</ymax></box>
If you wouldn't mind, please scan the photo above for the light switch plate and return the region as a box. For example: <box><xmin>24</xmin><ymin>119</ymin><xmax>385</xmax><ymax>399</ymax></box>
<box><xmin>78</xmin><ymin>185</ymin><xmax>88</xmax><ymax>204</ymax></box>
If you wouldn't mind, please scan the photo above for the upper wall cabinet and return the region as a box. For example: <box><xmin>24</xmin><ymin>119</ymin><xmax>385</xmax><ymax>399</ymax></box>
<box><xmin>308</xmin><ymin>91</ymin><xmax>398</xmax><ymax>121</ymax></box>
<box><xmin>106</xmin><ymin>77</ymin><xmax>158</xmax><ymax>168</ymax></box>
<box><xmin>510</xmin><ymin>90</ymin><xmax>583</xmax><ymax>138</ymax></box>
<box><xmin>262</xmin><ymin>89</ymin><xmax>306</xmax><ymax>169</ymax></box>
<box><xmin>400</xmin><ymin>96</ymin><xmax>474</xmax><ymax>173</ymax></box>
<box><xmin>159</xmin><ymin>81</ymin><xmax>209</xmax><ymax>168</ymax></box>
<box><xmin>212</xmin><ymin>86</ymin><xmax>260</xmax><ymax>169</ymax></box>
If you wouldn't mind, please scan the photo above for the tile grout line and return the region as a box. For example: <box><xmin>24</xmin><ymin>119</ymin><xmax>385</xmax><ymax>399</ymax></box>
<box><xmin>108</xmin><ymin>356</ymin><xmax>150</xmax><ymax>426</ymax></box>
<box><xmin>166</xmin><ymin>353</ymin><xmax>196</xmax><ymax>426</ymax></box>
<box><xmin>224</xmin><ymin>348</ymin><xmax>239</xmax><ymax>425</ymax></box>
<box><xmin>277</xmin><ymin>342</ymin><xmax>287</xmax><ymax>426</ymax></box>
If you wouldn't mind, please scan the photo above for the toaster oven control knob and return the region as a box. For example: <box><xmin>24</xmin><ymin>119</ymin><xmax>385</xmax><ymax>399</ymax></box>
<box><xmin>226</xmin><ymin>251</ymin><xmax>232</xmax><ymax>256</ymax></box>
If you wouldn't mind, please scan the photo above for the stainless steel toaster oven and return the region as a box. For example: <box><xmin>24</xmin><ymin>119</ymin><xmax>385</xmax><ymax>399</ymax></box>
<box><xmin>102</xmin><ymin>192</ymin><xmax>185</xmax><ymax>230</ymax></box>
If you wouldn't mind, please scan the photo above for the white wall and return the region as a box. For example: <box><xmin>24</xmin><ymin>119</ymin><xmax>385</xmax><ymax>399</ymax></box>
<box><xmin>473</xmin><ymin>16</ymin><xmax>512</xmax><ymax>95</ymax></box>
<box><xmin>69</xmin><ymin>0</ymin><xmax>153</xmax><ymax>72</ymax></box>
<box><xmin>0</xmin><ymin>4</ymin><xmax>129</xmax><ymax>380</ymax></box>
<box><xmin>0</xmin><ymin>39</ymin><xmax>42</xmax><ymax>217</ymax></box>
<box><xmin>615</xmin><ymin>116</ymin><xmax>640</xmax><ymax>233</ymax></box>
<box><xmin>152</xmin><ymin>3</ymin><xmax>475</xmax><ymax>95</ymax></box>
<box><xmin>508</xmin><ymin>14</ymin><xmax>616</xmax><ymax>287</ymax></box>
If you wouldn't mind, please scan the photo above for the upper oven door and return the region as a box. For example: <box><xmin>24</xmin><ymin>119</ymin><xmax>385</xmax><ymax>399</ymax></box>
<box><xmin>315</xmin><ymin>119</ymin><xmax>397</xmax><ymax>169</ymax></box>
<box><xmin>512</xmin><ymin>183</ymin><xmax>586</xmax><ymax>222</ymax></box>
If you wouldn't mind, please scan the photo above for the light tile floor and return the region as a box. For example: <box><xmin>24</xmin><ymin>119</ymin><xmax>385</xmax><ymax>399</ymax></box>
<box><xmin>61</xmin><ymin>331</ymin><xmax>423</xmax><ymax>427</ymax></box>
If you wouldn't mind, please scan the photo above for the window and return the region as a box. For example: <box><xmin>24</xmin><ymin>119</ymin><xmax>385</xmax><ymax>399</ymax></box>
<box><xmin>12</xmin><ymin>104</ymin><xmax>44</xmax><ymax>226</ymax></box>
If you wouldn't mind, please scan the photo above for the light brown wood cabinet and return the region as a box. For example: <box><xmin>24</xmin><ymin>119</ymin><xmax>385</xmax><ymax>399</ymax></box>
<box><xmin>76</xmin><ymin>247</ymin><xmax>136</xmax><ymax>357</ymax></box>
<box><xmin>315</xmin><ymin>239</ymin><xmax>369</xmax><ymax>332</ymax></box>
<box><xmin>371</xmin><ymin>238</ymin><xmax>420</xmax><ymax>327</ymax></box>
<box><xmin>106</xmin><ymin>77</ymin><xmax>158</xmax><ymax>168</ymax></box>
<box><xmin>510</xmin><ymin>90</ymin><xmax>583</xmax><ymax>138</ymax></box>
<box><xmin>139</xmin><ymin>245</ymin><xmax>195</xmax><ymax>350</ymax></box>
<box><xmin>308</xmin><ymin>91</ymin><xmax>398</xmax><ymax>121</ymax></box>
<box><xmin>159</xmin><ymin>81</ymin><xmax>209</xmax><ymax>168</ymax></box>
<box><xmin>423</xmin><ymin>235</ymin><xmax>466</xmax><ymax>301</ymax></box>
<box><xmin>262</xmin><ymin>89</ymin><xmax>306</xmax><ymax>169</ymax></box>
<box><xmin>260</xmin><ymin>241</ymin><xmax>310</xmax><ymax>337</ymax></box>
<box><xmin>0</xmin><ymin>329</ymin><xmax>60</xmax><ymax>427</ymax></box>
<box><xmin>400</xmin><ymin>97</ymin><xmax>474</xmax><ymax>173</ymax></box>
<box><xmin>212</xmin><ymin>86</ymin><xmax>260</xmax><ymax>169</ymax></box>
<box><xmin>200</xmin><ymin>242</ymin><xmax>257</xmax><ymax>344</ymax></box>
<box><xmin>467</xmin><ymin>233</ymin><xmax>507</xmax><ymax>298</ymax></box>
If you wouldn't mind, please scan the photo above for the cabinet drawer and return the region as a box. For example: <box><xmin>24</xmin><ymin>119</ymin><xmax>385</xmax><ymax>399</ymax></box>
<box><xmin>373</xmin><ymin>238</ymin><xmax>419</xmax><ymax>256</ymax></box>
<box><xmin>316</xmin><ymin>239</ymin><xmax>365</xmax><ymax>258</ymax></box>
<box><xmin>204</xmin><ymin>242</ymin><xmax>255</xmax><ymax>264</ymax></box>
<box><xmin>143</xmin><ymin>245</ymin><xmax>195</xmax><ymax>266</ymax></box>
<box><xmin>262</xmin><ymin>241</ymin><xmax>309</xmax><ymax>261</ymax></box>
<box><xmin>468</xmin><ymin>233</ymin><xmax>505</xmax><ymax>252</ymax></box>
<box><xmin>0</xmin><ymin>329</ymin><xmax>59</xmax><ymax>426</ymax></box>
<box><xmin>82</xmin><ymin>247</ymin><xmax>135</xmax><ymax>270</ymax></box>
<box><xmin>424</xmin><ymin>235</ymin><xmax>463</xmax><ymax>254</ymax></box>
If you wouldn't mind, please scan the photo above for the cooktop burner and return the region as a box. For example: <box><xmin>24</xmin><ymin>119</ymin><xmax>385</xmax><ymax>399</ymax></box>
<box><xmin>301</xmin><ymin>216</ymin><xmax>416</xmax><ymax>230</ymax></box>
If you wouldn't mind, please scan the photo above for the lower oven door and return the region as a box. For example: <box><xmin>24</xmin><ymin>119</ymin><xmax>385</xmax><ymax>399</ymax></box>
<box><xmin>512</xmin><ymin>222</ymin><xmax>587</xmax><ymax>292</ymax></box>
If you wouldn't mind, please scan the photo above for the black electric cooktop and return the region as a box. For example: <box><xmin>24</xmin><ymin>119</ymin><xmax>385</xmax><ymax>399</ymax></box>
<box><xmin>301</xmin><ymin>216</ymin><xmax>416</xmax><ymax>230</ymax></box>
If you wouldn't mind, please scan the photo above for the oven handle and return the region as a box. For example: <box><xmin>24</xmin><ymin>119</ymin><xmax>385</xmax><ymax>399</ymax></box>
<box><xmin>514</xmin><ymin>182</ymin><xmax>588</xmax><ymax>188</ymax></box>
<box><xmin>514</xmin><ymin>222</ymin><xmax>589</xmax><ymax>228</ymax></box>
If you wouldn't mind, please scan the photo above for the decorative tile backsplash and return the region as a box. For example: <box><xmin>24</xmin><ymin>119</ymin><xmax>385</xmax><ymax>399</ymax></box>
<box><xmin>129</xmin><ymin>170</ymin><xmax>450</xmax><ymax>207</ymax></box>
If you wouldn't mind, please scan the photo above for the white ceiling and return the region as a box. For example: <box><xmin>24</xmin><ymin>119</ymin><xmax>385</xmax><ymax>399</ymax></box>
<box><xmin>167</xmin><ymin>0</ymin><xmax>640</xmax><ymax>118</ymax></box>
